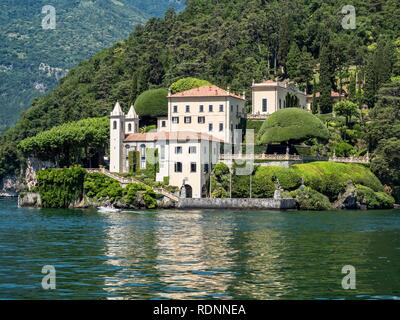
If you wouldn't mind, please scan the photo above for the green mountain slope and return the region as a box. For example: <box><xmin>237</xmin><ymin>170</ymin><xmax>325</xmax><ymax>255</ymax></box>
<box><xmin>0</xmin><ymin>0</ymin><xmax>183</xmax><ymax>132</ymax></box>
<box><xmin>0</xmin><ymin>0</ymin><xmax>399</xmax><ymax>178</ymax></box>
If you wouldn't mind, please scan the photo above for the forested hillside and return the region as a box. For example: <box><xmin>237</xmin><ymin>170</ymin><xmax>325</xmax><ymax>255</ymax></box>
<box><xmin>0</xmin><ymin>0</ymin><xmax>399</xmax><ymax>182</ymax></box>
<box><xmin>0</xmin><ymin>0</ymin><xmax>183</xmax><ymax>132</ymax></box>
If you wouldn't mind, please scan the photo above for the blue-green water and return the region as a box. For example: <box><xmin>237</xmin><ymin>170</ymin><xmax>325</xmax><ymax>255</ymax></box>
<box><xmin>1</xmin><ymin>197</ymin><xmax>400</xmax><ymax>300</ymax></box>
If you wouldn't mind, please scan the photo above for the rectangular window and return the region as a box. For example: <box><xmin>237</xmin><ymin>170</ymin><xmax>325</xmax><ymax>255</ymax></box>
<box><xmin>204</xmin><ymin>163</ymin><xmax>209</xmax><ymax>173</ymax></box>
<box><xmin>160</xmin><ymin>146</ymin><xmax>165</xmax><ymax>160</ymax></box>
<box><xmin>172</xmin><ymin>117</ymin><xmax>179</xmax><ymax>124</ymax></box>
<box><xmin>208</xmin><ymin>123</ymin><xmax>213</xmax><ymax>132</ymax></box>
<box><xmin>189</xmin><ymin>146</ymin><xmax>197</xmax><ymax>154</ymax></box>
<box><xmin>174</xmin><ymin>162</ymin><xmax>182</xmax><ymax>173</ymax></box>
<box><xmin>209</xmin><ymin>105</ymin><xmax>213</xmax><ymax>112</ymax></box>
<box><xmin>219</xmin><ymin>123</ymin><xmax>224</xmax><ymax>132</ymax></box>
<box><xmin>162</xmin><ymin>121</ymin><xmax>166</xmax><ymax>127</ymax></box>
<box><xmin>230</xmin><ymin>105</ymin><xmax>233</xmax><ymax>112</ymax></box>
<box><xmin>184</xmin><ymin>116</ymin><xmax>192</xmax><ymax>124</ymax></box>
<box><xmin>185</xmin><ymin>105</ymin><xmax>190</xmax><ymax>113</ymax></box>
<box><xmin>190</xmin><ymin>162</ymin><xmax>197</xmax><ymax>173</ymax></box>
<box><xmin>219</xmin><ymin>104</ymin><xmax>224</xmax><ymax>112</ymax></box>
<box><xmin>173</xmin><ymin>105</ymin><xmax>178</xmax><ymax>113</ymax></box>
<box><xmin>199</xmin><ymin>105</ymin><xmax>204</xmax><ymax>112</ymax></box>
<box><xmin>198</xmin><ymin>116</ymin><xmax>205</xmax><ymax>124</ymax></box>
<box><xmin>262</xmin><ymin>99</ymin><xmax>267</xmax><ymax>112</ymax></box>
<box><xmin>175</xmin><ymin>146</ymin><xmax>182</xmax><ymax>154</ymax></box>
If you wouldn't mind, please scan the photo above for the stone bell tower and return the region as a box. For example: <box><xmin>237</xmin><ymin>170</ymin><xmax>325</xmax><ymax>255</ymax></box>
<box><xmin>125</xmin><ymin>105</ymin><xmax>139</xmax><ymax>134</ymax></box>
<box><xmin>109</xmin><ymin>102</ymin><xmax>125</xmax><ymax>173</ymax></box>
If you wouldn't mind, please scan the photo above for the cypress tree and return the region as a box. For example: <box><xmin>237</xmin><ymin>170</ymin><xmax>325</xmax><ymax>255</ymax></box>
<box><xmin>319</xmin><ymin>45</ymin><xmax>333</xmax><ymax>114</ymax></box>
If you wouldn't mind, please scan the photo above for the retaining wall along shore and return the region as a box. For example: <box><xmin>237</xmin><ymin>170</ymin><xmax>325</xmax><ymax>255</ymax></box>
<box><xmin>177</xmin><ymin>198</ymin><xmax>297</xmax><ymax>210</ymax></box>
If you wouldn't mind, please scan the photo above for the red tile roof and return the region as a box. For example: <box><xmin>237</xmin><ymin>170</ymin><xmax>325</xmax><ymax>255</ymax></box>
<box><xmin>308</xmin><ymin>91</ymin><xmax>344</xmax><ymax>98</ymax></box>
<box><xmin>124</xmin><ymin>131</ymin><xmax>223</xmax><ymax>143</ymax></box>
<box><xmin>169</xmin><ymin>85</ymin><xmax>244</xmax><ymax>100</ymax></box>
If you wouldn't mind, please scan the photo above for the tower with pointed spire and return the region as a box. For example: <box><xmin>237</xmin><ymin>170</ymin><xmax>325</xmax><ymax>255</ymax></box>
<box><xmin>110</xmin><ymin>102</ymin><xmax>125</xmax><ymax>173</ymax></box>
<box><xmin>125</xmin><ymin>105</ymin><xmax>139</xmax><ymax>134</ymax></box>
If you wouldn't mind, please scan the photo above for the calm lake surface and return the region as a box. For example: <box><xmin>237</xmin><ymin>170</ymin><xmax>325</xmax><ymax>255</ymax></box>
<box><xmin>1</xmin><ymin>197</ymin><xmax>400</xmax><ymax>300</ymax></box>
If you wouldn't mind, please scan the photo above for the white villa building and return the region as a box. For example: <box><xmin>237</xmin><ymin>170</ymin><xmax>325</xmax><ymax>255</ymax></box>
<box><xmin>251</xmin><ymin>80</ymin><xmax>307</xmax><ymax>117</ymax></box>
<box><xmin>110</xmin><ymin>85</ymin><xmax>246</xmax><ymax>198</ymax></box>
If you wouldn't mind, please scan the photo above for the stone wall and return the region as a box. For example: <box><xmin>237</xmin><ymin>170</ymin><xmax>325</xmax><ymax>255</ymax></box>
<box><xmin>177</xmin><ymin>198</ymin><xmax>297</xmax><ymax>210</ymax></box>
<box><xmin>18</xmin><ymin>192</ymin><xmax>42</xmax><ymax>208</ymax></box>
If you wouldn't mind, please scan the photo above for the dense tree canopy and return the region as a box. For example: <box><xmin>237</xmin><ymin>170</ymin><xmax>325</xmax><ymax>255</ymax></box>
<box><xmin>18</xmin><ymin>117</ymin><xmax>109</xmax><ymax>168</ymax></box>
<box><xmin>0</xmin><ymin>0</ymin><xmax>399</xmax><ymax>179</ymax></box>
<box><xmin>368</xmin><ymin>80</ymin><xmax>400</xmax><ymax>197</ymax></box>
<box><xmin>257</xmin><ymin>108</ymin><xmax>330</xmax><ymax>144</ymax></box>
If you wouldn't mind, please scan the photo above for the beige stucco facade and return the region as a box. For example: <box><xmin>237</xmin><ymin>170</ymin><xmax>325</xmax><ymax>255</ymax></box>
<box><xmin>110</xmin><ymin>85</ymin><xmax>241</xmax><ymax>199</ymax></box>
<box><xmin>251</xmin><ymin>81</ymin><xmax>307</xmax><ymax>116</ymax></box>
<box><xmin>166</xmin><ymin>95</ymin><xmax>245</xmax><ymax>145</ymax></box>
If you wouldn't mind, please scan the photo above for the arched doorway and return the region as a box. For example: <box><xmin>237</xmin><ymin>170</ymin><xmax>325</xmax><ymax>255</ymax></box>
<box><xmin>185</xmin><ymin>185</ymin><xmax>193</xmax><ymax>198</ymax></box>
<box><xmin>180</xmin><ymin>184</ymin><xmax>193</xmax><ymax>198</ymax></box>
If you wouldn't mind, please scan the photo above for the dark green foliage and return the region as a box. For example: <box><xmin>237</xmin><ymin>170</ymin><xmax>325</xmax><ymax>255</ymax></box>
<box><xmin>1</xmin><ymin>0</ymin><xmax>399</xmax><ymax>180</ymax></box>
<box><xmin>319</xmin><ymin>45</ymin><xmax>334</xmax><ymax>114</ymax></box>
<box><xmin>170</xmin><ymin>77</ymin><xmax>211</xmax><ymax>93</ymax></box>
<box><xmin>290</xmin><ymin>187</ymin><xmax>332</xmax><ymax>211</ymax></box>
<box><xmin>84</xmin><ymin>172</ymin><xmax>157</xmax><ymax>208</ymax></box>
<box><xmin>18</xmin><ymin>117</ymin><xmax>109</xmax><ymax>168</ymax></box>
<box><xmin>133</xmin><ymin>88</ymin><xmax>168</xmax><ymax>118</ymax></box>
<box><xmin>143</xmin><ymin>148</ymin><xmax>159</xmax><ymax>180</ymax></box>
<box><xmin>286</xmin><ymin>44</ymin><xmax>313</xmax><ymax>89</ymax></box>
<box><xmin>84</xmin><ymin>172</ymin><xmax>123</xmax><ymax>202</ymax></box>
<box><xmin>128</xmin><ymin>151</ymin><xmax>141</xmax><ymax>175</ymax></box>
<box><xmin>211</xmin><ymin>163</ymin><xmax>230</xmax><ymax>198</ymax></box>
<box><xmin>364</xmin><ymin>38</ymin><xmax>396</xmax><ymax>108</ymax></box>
<box><xmin>36</xmin><ymin>166</ymin><xmax>86</xmax><ymax>208</ymax></box>
<box><xmin>330</xmin><ymin>141</ymin><xmax>356</xmax><ymax>157</ymax></box>
<box><xmin>356</xmin><ymin>185</ymin><xmax>395</xmax><ymax>209</ymax></box>
<box><xmin>123</xmin><ymin>183</ymin><xmax>157</xmax><ymax>209</ymax></box>
<box><xmin>368</xmin><ymin>80</ymin><xmax>400</xmax><ymax>191</ymax></box>
<box><xmin>257</xmin><ymin>108</ymin><xmax>330</xmax><ymax>144</ymax></box>
<box><xmin>334</xmin><ymin>101</ymin><xmax>360</xmax><ymax>127</ymax></box>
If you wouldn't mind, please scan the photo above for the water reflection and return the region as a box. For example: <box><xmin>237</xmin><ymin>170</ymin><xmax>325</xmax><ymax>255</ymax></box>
<box><xmin>154</xmin><ymin>211</ymin><xmax>236</xmax><ymax>299</ymax></box>
<box><xmin>1</xmin><ymin>197</ymin><xmax>400</xmax><ymax>300</ymax></box>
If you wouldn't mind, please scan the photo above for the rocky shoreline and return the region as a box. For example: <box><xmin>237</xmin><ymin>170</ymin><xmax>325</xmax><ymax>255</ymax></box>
<box><xmin>0</xmin><ymin>191</ymin><xmax>18</xmax><ymax>198</ymax></box>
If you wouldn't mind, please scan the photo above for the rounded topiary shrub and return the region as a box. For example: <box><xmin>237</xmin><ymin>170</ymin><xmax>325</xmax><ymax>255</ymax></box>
<box><xmin>170</xmin><ymin>77</ymin><xmax>211</xmax><ymax>93</ymax></box>
<box><xmin>257</xmin><ymin>108</ymin><xmax>330</xmax><ymax>144</ymax></box>
<box><xmin>133</xmin><ymin>88</ymin><xmax>168</xmax><ymax>118</ymax></box>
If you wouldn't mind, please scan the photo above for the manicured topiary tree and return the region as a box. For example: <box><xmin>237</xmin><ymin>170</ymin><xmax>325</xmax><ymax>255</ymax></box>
<box><xmin>256</xmin><ymin>108</ymin><xmax>330</xmax><ymax>144</ymax></box>
<box><xmin>133</xmin><ymin>88</ymin><xmax>168</xmax><ymax>118</ymax></box>
<box><xmin>170</xmin><ymin>77</ymin><xmax>212</xmax><ymax>93</ymax></box>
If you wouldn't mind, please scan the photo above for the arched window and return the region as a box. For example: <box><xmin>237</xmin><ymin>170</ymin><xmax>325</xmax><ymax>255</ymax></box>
<box><xmin>113</xmin><ymin>121</ymin><xmax>117</xmax><ymax>130</ymax></box>
<box><xmin>140</xmin><ymin>144</ymin><xmax>146</xmax><ymax>158</ymax></box>
<box><xmin>128</xmin><ymin>123</ymin><xmax>132</xmax><ymax>132</ymax></box>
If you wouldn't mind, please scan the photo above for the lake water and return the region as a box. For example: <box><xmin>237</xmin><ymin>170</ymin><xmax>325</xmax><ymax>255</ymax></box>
<box><xmin>1</xmin><ymin>197</ymin><xmax>400</xmax><ymax>300</ymax></box>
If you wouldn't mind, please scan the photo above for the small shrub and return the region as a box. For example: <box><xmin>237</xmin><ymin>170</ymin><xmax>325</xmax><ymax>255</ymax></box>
<box><xmin>290</xmin><ymin>187</ymin><xmax>332</xmax><ymax>210</ymax></box>
<box><xmin>356</xmin><ymin>185</ymin><xmax>395</xmax><ymax>209</ymax></box>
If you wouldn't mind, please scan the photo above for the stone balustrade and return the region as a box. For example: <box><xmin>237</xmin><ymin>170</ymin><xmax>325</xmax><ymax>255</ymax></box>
<box><xmin>219</xmin><ymin>153</ymin><xmax>370</xmax><ymax>164</ymax></box>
